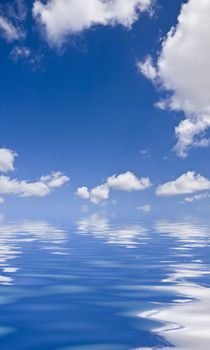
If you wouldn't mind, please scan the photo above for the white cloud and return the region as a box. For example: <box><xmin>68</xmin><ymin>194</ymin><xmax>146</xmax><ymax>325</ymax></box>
<box><xmin>184</xmin><ymin>192</ymin><xmax>210</xmax><ymax>203</ymax></box>
<box><xmin>75</xmin><ymin>186</ymin><xmax>90</xmax><ymax>199</ymax></box>
<box><xmin>0</xmin><ymin>15</ymin><xmax>23</xmax><ymax>41</ymax></box>
<box><xmin>137</xmin><ymin>204</ymin><xmax>151</xmax><ymax>213</ymax></box>
<box><xmin>0</xmin><ymin>171</ymin><xmax>69</xmax><ymax>197</ymax></box>
<box><xmin>40</xmin><ymin>171</ymin><xmax>69</xmax><ymax>189</ymax></box>
<box><xmin>139</xmin><ymin>148</ymin><xmax>151</xmax><ymax>158</ymax></box>
<box><xmin>156</xmin><ymin>171</ymin><xmax>210</xmax><ymax>197</ymax></box>
<box><xmin>0</xmin><ymin>148</ymin><xmax>69</xmax><ymax>198</ymax></box>
<box><xmin>10</xmin><ymin>45</ymin><xmax>43</xmax><ymax>67</ymax></box>
<box><xmin>76</xmin><ymin>171</ymin><xmax>151</xmax><ymax>204</ymax></box>
<box><xmin>0</xmin><ymin>15</ymin><xmax>18</xmax><ymax>41</ymax></box>
<box><xmin>90</xmin><ymin>184</ymin><xmax>109</xmax><ymax>204</ymax></box>
<box><xmin>33</xmin><ymin>0</ymin><xmax>153</xmax><ymax>46</ymax></box>
<box><xmin>137</xmin><ymin>56</ymin><xmax>157</xmax><ymax>81</ymax></box>
<box><xmin>10</xmin><ymin>46</ymin><xmax>31</xmax><ymax>61</ymax></box>
<box><xmin>0</xmin><ymin>148</ymin><xmax>17</xmax><ymax>172</ymax></box>
<box><xmin>0</xmin><ymin>197</ymin><xmax>4</xmax><ymax>205</ymax></box>
<box><xmin>107</xmin><ymin>171</ymin><xmax>151</xmax><ymax>191</ymax></box>
<box><xmin>139</xmin><ymin>0</ymin><xmax>210</xmax><ymax>157</ymax></box>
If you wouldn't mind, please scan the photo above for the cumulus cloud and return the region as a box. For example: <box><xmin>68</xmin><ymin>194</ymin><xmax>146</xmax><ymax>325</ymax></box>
<box><xmin>90</xmin><ymin>184</ymin><xmax>110</xmax><ymax>204</ymax></box>
<box><xmin>107</xmin><ymin>171</ymin><xmax>151</xmax><ymax>191</ymax></box>
<box><xmin>137</xmin><ymin>204</ymin><xmax>151</xmax><ymax>213</ymax></box>
<box><xmin>75</xmin><ymin>186</ymin><xmax>90</xmax><ymax>199</ymax></box>
<box><xmin>40</xmin><ymin>171</ymin><xmax>69</xmax><ymax>189</ymax></box>
<box><xmin>33</xmin><ymin>0</ymin><xmax>153</xmax><ymax>46</ymax></box>
<box><xmin>0</xmin><ymin>197</ymin><xmax>4</xmax><ymax>204</ymax></box>
<box><xmin>138</xmin><ymin>56</ymin><xmax>157</xmax><ymax>82</ymax></box>
<box><xmin>10</xmin><ymin>46</ymin><xmax>43</xmax><ymax>67</ymax></box>
<box><xmin>0</xmin><ymin>148</ymin><xmax>17</xmax><ymax>172</ymax></box>
<box><xmin>156</xmin><ymin>171</ymin><xmax>210</xmax><ymax>197</ymax></box>
<box><xmin>0</xmin><ymin>147</ymin><xmax>69</xmax><ymax>198</ymax></box>
<box><xmin>0</xmin><ymin>171</ymin><xmax>69</xmax><ymax>197</ymax></box>
<box><xmin>76</xmin><ymin>171</ymin><xmax>151</xmax><ymax>204</ymax></box>
<box><xmin>139</xmin><ymin>0</ymin><xmax>210</xmax><ymax>157</ymax></box>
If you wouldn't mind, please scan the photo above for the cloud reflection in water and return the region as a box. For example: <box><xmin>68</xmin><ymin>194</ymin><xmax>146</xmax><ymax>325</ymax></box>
<box><xmin>0</xmin><ymin>220</ymin><xmax>67</xmax><ymax>285</ymax></box>
<box><xmin>76</xmin><ymin>214</ymin><xmax>150</xmax><ymax>248</ymax></box>
<box><xmin>139</xmin><ymin>221</ymin><xmax>210</xmax><ymax>350</ymax></box>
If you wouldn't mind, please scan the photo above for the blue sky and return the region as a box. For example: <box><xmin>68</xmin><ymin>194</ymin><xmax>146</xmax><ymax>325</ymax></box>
<box><xmin>0</xmin><ymin>0</ymin><xmax>210</xmax><ymax>222</ymax></box>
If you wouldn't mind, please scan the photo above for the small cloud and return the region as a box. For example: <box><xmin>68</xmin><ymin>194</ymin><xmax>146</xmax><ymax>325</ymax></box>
<box><xmin>137</xmin><ymin>204</ymin><xmax>152</xmax><ymax>213</ymax></box>
<box><xmin>0</xmin><ymin>171</ymin><xmax>69</xmax><ymax>198</ymax></box>
<box><xmin>107</xmin><ymin>171</ymin><xmax>151</xmax><ymax>191</ymax></box>
<box><xmin>10</xmin><ymin>45</ymin><xmax>31</xmax><ymax>60</ymax></box>
<box><xmin>0</xmin><ymin>148</ymin><xmax>17</xmax><ymax>173</ymax></box>
<box><xmin>76</xmin><ymin>171</ymin><xmax>152</xmax><ymax>205</ymax></box>
<box><xmin>90</xmin><ymin>184</ymin><xmax>110</xmax><ymax>204</ymax></box>
<box><xmin>139</xmin><ymin>148</ymin><xmax>151</xmax><ymax>158</ymax></box>
<box><xmin>184</xmin><ymin>192</ymin><xmax>210</xmax><ymax>203</ymax></box>
<box><xmin>0</xmin><ymin>147</ymin><xmax>69</xmax><ymax>198</ymax></box>
<box><xmin>75</xmin><ymin>186</ymin><xmax>90</xmax><ymax>199</ymax></box>
<box><xmin>10</xmin><ymin>46</ymin><xmax>43</xmax><ymax>68</ymax></box>
<box><xmin>0</xmin><ymin>197</ymin><xmax>5</xmax><ymax>205</ymax></box>
<box><xmin>137</xmin><ymin>56</ymin><xmax>157</xmax><ymax>82</ymax></box>
<box><xmin>0</xmin><ymin>15</ymin><xmax>23</xmax><ymax>41</ymax></box>
<box><xmin>156</xmin><ymin>171</ymin><xmax>210</xmax><ymax>197</ymax></box>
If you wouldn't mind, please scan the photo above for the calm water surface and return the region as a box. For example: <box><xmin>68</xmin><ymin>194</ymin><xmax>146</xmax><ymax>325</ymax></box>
<box><xmin>0</xmin><ymin>215</ymin><xmax>209</xmax><ymax>349</ymax></box>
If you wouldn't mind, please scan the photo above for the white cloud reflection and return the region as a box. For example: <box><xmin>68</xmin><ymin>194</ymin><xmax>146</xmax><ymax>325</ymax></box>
<box><xmin>76</xmin><ymin>214</ymin><xmax>150</xmax><ymax>248</ymax></box>
<box><xmin>155</xmin><ymin>221</ymin><xmax>210</xmax><ymax>250</ymax></box>
<box><xmin>0</xmin><ymin>219</ymin><xmax>67</xmax><ymax>285</ymax></box>
<box><xmin>139</xmin><ymin>220</ymin><xmax>210</xmax><ymax>350</ymax></box>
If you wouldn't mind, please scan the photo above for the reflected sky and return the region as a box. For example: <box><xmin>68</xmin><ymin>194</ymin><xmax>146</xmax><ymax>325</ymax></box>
<box><xmin>76</xmin><ymin>214</ymin><xmax>150</xmax><ymax>248</ymax></box>
<box><xmin>0</xmin><ymin>217</ymin><xmax>209</xmax><ymax>349</ymax></box>
<box><xmin>138</xmin><ymin>220</ymin><xmax>210</xmax><ymax>350</ymax></box>
<box><xmin>0</xmin><ymin>219</ymin><xmax>67</xmax><ymax>285</ymax></box>
<box><xmin>155</xmin><ymin>221</ymin><xmax>210</xmax><ymax>249</ymax></box>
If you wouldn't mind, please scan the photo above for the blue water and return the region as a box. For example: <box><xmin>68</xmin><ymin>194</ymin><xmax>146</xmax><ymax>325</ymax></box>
<box><xmin>0</xmin><ymin>215</ymin><xmax>209</xmax><ymax>349</ymax></box>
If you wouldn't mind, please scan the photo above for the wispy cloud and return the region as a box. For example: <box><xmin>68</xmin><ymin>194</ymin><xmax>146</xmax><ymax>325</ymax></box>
<box><xmin>184</xmin><ymin>192</ymin><xmax>210</xmax><ymax>203</ymax></box>
<box><xmin>137</xmin><ymin>204</ymin><xmax>151</xmax><ymax>213</ymax></box>
<box><xmin>0</xmin><ymin>147</ymin><xmax>69</xmax><ymax>198</ymax></box>
<box><xmin>0</xmin><ymin>15</ymin><xmax>21</xmax><ymax>41</ymax></box>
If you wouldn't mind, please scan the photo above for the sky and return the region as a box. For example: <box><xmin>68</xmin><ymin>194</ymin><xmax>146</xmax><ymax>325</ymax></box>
<box><xmin>0</xmin><ymin>0</ymin><xmax>210</xmax><ymax>222</ymax></box>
